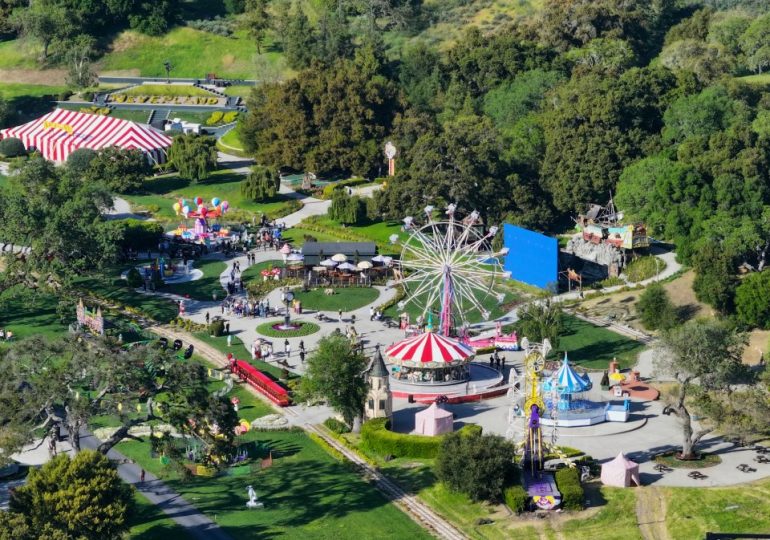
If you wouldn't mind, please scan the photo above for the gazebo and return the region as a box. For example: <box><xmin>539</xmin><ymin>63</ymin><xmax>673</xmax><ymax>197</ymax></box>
<box><xmin>542</xmin><ymin>353</ymin><xmax>592</xmax><ymax>411</ymax></box>
<box><xmin>415</xmin><ymin>402</ymin><xmax>454</xmax><ymax>436</ymax></box>
<box><xmin>385</xmin><ymin>331</ymin><xmax>474</xmax><ymax>385</ymax></box>
<box><xmin>601</xmin><ymin>452</ymin><xmax>640</xmax><ymax>487</ymax></box>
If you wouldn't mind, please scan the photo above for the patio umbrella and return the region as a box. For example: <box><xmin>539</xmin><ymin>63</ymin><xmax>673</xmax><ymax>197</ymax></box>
<box><xmin>337</xmin><ymin>262</ymin><xmax>358</xmax><ymax>271</ymax></box>
<box><xmin>331</xmin><ymin>253</ymin><xmax>348</xmax><ymax>262</ymax></box>
<box><xmin>286</xmin><ymin>253</ymin><xmax>304</xmax><ymax>262</ymax></box>
<box><xmin>372</xmin><ymin>254</ymin><xmax>387</xmax><ymax>263</ymax></box>
<box><xmin>357</xmin><ymin>261</ymin><xmax>373</xmax><ymax>269</ymax></box>
<box><xmin>320</xmin><ymin>259</ymin><xmax>338</xmax><ymax>267</ymax></box>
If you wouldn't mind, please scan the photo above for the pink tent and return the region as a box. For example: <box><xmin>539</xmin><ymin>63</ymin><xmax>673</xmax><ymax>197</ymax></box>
<box><xmin>415</xmin><ymin>402</ymin><xmax>453</xmax><ymax>436</ymax></box>
<box><xmin>601</xmin><ymin>452</ymin><xmax>640</xmax><ymax>487</ymax></box>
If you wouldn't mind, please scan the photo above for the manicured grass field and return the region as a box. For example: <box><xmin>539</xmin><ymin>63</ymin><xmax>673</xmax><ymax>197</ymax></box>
<box><xmin>735</xmin><ymin>73</ymin><xmax>770</xmax><ymax>86</ymax></box>
<box><xmin>281</xmin><ymin>227</ymin><xmax>346</xmax><ymax>245</ymax></box>
<box><xmin>118</xmin><ymin>429</ymin><xmax>429</xmax><ymax>540</ymax></box>
<box><xmin>73</xmin><ymin>268</ymin><xmax>179</xmax><ymax>323</ymax></box>
<box><xmin>556</xmin><ymin>314</ymin><xmax>646</xmax><ymax>370</ymax></box>
<box><xmin>0</xmin><ymin>82</ymin><xmax>67</xmax><ymax>100</ymax></box>
<box><xmin>305</xmin><ymin>216</ymin><xmax>404</xmax><ymax>246</ymax></box>
<box><xmin>193</xmin><ymin>332</ymin><xmax>297</xmax><ymax>381</ymax></box>
<box><xmin>168</xmin><ymin>109</ymin><xmax>232</xmax><ymax>125</ymax></box>
<box><xmin>124</xmin><ymin>170</ymin><xmax>298</xmax><ymax>221</ymax></box>
<box><xmin>129</xmin><ymin>492</ymin><xmax>191</xmax><ymax>540</ymax></box>
<box><xmin>256</xmin><ymin>320</ymin><xmax>320</xmax><ymax>338</ymax></box>
<box><xmin>123</xmin><ymin>84</ymin><xmax>213</xmax><ymax>97</ymax></box>
<box><xmin>0</xmin><ymin>40</ymin><xmax>41</xmax><ymax>69</ymax></box>
<box><xmin>99</xmin><ymin>28</ymin><xmax>281</xmax><ymax>79</ymax></box>
<box><xmin>384</xmin><ymin>288</ymin><xmax>521</xmax><ymax>324</ymax></box>
<box><xmin>164</xmin><ymin>258</ymin><xmax>227</xmax><ymax>301</ymax></box>
<box><xmin>224</xmin><ymin>86</ymin><xmax>255</xmax><ymax>98</ymax></box>
<box><xmin>240</xmin><ymin>259</ymin><xmax>283</xmax><ymax>283</ymax></box>
<box><xmin>218</xmin><ymin>127</ymin><xmax>245</xmax><ymax>154</ymax></box>
<box><xmin>0</xmin><ymin>285</ymin><xmax>68</xmax><ymax>340</ymax></box>
<box><xmin>108</xmin><ymin>109</ymin><xmax>154</xmax><ymax>123</ymax></box>
<box><xmin>664</xmin><ymin>479</ymin><xmax>770</xmax><ymax>539</ymax></box>
<box><xmin>294</xmin><ymin>287</ymin><xmax>380</xmax><ymax>312</ymax></box>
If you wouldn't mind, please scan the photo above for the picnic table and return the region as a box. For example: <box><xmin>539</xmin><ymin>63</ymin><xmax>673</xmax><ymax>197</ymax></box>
<box><xmin>737</xmin><ymin>464</ymin><xmax>757</xmax><ymax>473</ymax></box>
<box><xmin>654</xmin><ymin>463</ymin><xmax>672</xmax><ymax>473</ymax></box>
<box><xmin>688</xmin><ymin>471</ymin><xmax>708</xmax><ymax>480</ymax></box>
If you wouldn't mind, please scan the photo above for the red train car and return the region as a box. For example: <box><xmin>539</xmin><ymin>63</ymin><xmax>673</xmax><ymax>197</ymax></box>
<box><xmin>231</xmin><ymin>359</ymin><xmax>290</xmax><ymax>407</ymax></box>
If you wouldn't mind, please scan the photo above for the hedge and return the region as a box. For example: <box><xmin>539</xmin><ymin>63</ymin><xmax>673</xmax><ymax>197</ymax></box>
<box><xmin>361</xmin><ymin>417</ymin><xmax>479</xmax><ymax>459</ymax></box>
<box><xmin>323</xmin><ymin>417</ymin><xmax>351</xmax><ymax>434</ymax></box>
<box><xmin>555</xmin><ymin>467</ymin><xmax>584</xmax><ymax>511</ymax></box>
<box><xmin>209</xmin><ymin>319</ymin><xmax>225</xmax><ymax>337</ymax></box>
<box><xmin>0</xmin><ymin>137</ymin><xmax>26</xmax><ymax>158</ymax></box>
<box><xmin>321</xmin><ymin>177</ymin><xmax>374</xmax><ymax>199</ymax></box>
<box><xmin>504</xmin><ymin>485</ymin><xmax>528</xmax><ymax>513</ymax></box>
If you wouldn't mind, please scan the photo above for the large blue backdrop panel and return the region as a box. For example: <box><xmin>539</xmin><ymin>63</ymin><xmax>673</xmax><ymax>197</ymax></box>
<box><xmin>503</xmin><ymin>224</ymin><xmax>558</xmax><ymax>290</ymax></box>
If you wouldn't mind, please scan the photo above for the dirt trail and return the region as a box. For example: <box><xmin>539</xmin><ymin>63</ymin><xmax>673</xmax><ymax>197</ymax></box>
<box><xmin>0</xmin><ymin>68</ymin><xmax>67</xmax><ymax>85</ymax></box>
<box><xmin>636</xmin><ymin>487</ymin><xmax>670</xmax><ymax>540</ymax></box>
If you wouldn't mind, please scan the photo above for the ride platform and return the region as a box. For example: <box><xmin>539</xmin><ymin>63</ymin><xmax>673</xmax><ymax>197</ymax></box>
<box><xmin>389</xmin><ymin>363</ymin><xmax>506</xmax><ymax>404</ymax></box>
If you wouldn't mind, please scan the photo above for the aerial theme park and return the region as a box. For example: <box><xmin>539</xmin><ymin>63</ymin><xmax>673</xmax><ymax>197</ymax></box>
<box><xmin>4</xmin><ymin>4</ymin><xmax>770</xmax><ymax>536</ymax></box>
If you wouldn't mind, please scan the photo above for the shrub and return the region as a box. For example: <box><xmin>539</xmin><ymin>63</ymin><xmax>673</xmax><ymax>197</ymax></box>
<box><xmin>126</xmin><ymin>268</ymin><xmax>143</xmax><ymax>288</ymax></box>
<box><xmin>113</xmin><ymin>94</ymin><xmax>126</xmax><ymax>103</ymax></box>
<box><xmin>0</xmin><ymin>137</ymin><xmax>26</xmax><ymax>158</ymax></box>
<box><xmin>361</xmin><ymin>418</ymin><xmax>441</xmax><ymax>459</ymax></box>
<box><xmin>504</xmin><ymin>485</ymin><xmax>528</xmax><ymax>513</ymax></box>
<box><xmin>625</xmin><ymin>256</ymin><xmax>665</xmax><ymax>282</ymax></box>
<box><xmin>206</xmin><ymin>111</ymin><xmax>224</xmax><ymax>125</ymax></box>
<box><xmin>324</xmin><ymin>417</ymin><xmax>351</xmax><ymax>434</ymax></box>
<box><xmin>636</xmin><ymin>282</ymin><xmax>679</xmax><ymax>330</ymax></box>
<box><xmin>222</xmin><ymin>111</ymin><xmax>239</xmax><ymax>123</ymax></box>
<box><xmin>555</xmin><ymin>467</ymin><xmax>584</xmax><ymax>510</ymax></box>
<box><xmin>209</xmin><ymin>319</ymin><xmax>225</xmax><ymax>337</ymax></box>
<box><xmin>81</xmin><ymin>91</ymin><xmax>94</xmax><ymax>102</ymax></box>
<box><xmin>436</xmin><ymin>429</ymin><xmax>517</xmax><ymax>502</ymax></box>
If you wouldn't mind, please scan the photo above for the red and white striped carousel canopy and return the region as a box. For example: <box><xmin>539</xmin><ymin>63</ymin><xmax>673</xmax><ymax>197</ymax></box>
<box><xmin>385</xmin><ymin>331</ymin><xmax>474</xmax><ymax>367</ymax></box>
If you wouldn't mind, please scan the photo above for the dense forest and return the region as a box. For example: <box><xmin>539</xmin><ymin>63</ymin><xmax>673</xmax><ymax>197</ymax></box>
<box><xmin>3</xmin><ymin>0</ymin><xmax>770</xmax><ymax>321</ymax></box>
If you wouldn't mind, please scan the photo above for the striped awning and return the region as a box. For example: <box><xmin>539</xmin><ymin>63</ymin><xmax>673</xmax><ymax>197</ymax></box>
<box><xmin>553</xmin><ymin>352</ymin><xmax>591</xmax><ymax>394</ymax></box>
<box><xmin>385</xmin><ymin>331</ymin><xmax>474</xmax><ymax>367</ymax></box>
<box><xmin>0</xmin><ymin>108</ymin><xmax>172</xmax><ymax>163</ymax></box>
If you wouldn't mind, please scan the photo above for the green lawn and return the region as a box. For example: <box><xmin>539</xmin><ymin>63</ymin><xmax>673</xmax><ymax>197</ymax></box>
<box><xmin>99</xmin><ymin>28</ymin><xmax>283</xmax><ymax>79</ymax></box>
<box><xmin>224</xmin><ymin>86</ymin><xmax>255</xmax><ymax>98</ymax></box>
<box><xmin>118</xmin><ymin>429</ymin><xmax>429</xmax><ymax>540</ymax></box>
<box><xmin>555</xmin><ymin>314</ymin><xmax>646</xmax><ymax>370</ymax></box>
<box><xmin>124</xmin><ymin>170</ymin><xmax>299</xmax><ymax>222</ymax></box>
<box><xmin>664</xmin><ymin>480</ymin><xmax>770</xmax><ymax>539</ymax></box>
<box><xmin>109</xmin><ymin>109</ymin><xmax>155</xmax><ymax>123</ymax></box>
<box><xmin>557</xmin><ymin>487</ymin><xmax>641</xmax><ymax>540</ymax></box>
<box><xmin>294</xmin><ymin>287</ymin><xmax>380</xmax><ymax>312</ymax></box>
<box><xmin>281</xmin><ymin>227</ymin><xmax>346</xmax><ymax>246</ymax></box>
<box><xmin>735</xmin><ymin>73</ymin><xmax>770</xmax><ymax>86</ymax></box>
<box><xmin>73</xmin><ymin>268</ymin><xmax>179</xmax><ymax>323</ymax></box>
<box><xmin>0</xmin><ymin>40</ymin><xmax>41</xmax><ymax>70</ymax></box>
<box><xmin>306</xmin><ymin>216</ymin><xmax>405</xmax><ymax>246</ymax></box>
<box><xmin>168</xmin><ymin>109</ymin><xmax>233</xmax><ymax>125</ymax></box>
<box><xmin>164</xmin><ymin>258</ymin><xmax>227</xmax><ymax>301</ymax></box>
<box><xmin>0</xmin><ymin>285</ymin><xmax>68</xmax><ymax>340</ymax></box>
<box><xmin>123</xmin><ymin>85</ymin><xmax>213</xmax><ymax>97</ymax></box>
<box><xmin>218</xmin><ymin>127</ymin><xmax>245</xmax><ymax>154</ymax></box>
<box><xmin>0</xmin><ymin>82</ymin><xmax>67</xmax><ymax>100</ymax></box>
<box><xmin>240</xmin><ymin>259</ymin><xmax>283</xmax><ymax>283</ymax></box>
<box><xmin>193</xmin><ymin>332</ymin><xmax>297</xmax><ymax>381</ymax></box>
<box><xmin>129</xmin><ymin>492</ymin><xmax>191</xmax><ymax>540</ymax></box>
<box><xmin>384</xmin><ymin>287</ymin><xmax>521</xmax><ymax>325</ymax></box>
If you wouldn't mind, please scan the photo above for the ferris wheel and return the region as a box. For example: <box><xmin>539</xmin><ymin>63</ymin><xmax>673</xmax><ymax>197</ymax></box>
<box><xmin>389</xmin><ymin>203</ymin><xmax>511</xmax><ymax>336</ymax></box>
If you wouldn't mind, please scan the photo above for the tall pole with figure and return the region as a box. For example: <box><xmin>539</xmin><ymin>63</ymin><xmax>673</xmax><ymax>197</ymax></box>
<box><xmin>164</xmin><ymin>61</ymin><xmax>172</xmax><ymax>84</ymax></box>
<box><xmin>384</xmin><ymin>141</ymin><xmax>397</xmax><ymax>177</ymax></box>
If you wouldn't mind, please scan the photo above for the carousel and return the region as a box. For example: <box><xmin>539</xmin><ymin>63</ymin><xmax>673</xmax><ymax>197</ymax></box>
<box><xmin>385</xmin><ymin>330</ymin><xmax>474</xmax><ymax>385</ymax></box>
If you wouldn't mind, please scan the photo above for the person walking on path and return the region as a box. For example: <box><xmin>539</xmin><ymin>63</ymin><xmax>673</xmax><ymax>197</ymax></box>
<box><xmin>299</xmin><ymin>350</ymin><xmax>305</xmax><ymax>363</ymax></box>
<box><xmin>369</xmin><ymin>307</ymin><xmax>375</xmax><ymax>321</ymax></box>
<box><xmin>140</xmin><ymin>469</ymin><xmax>146</xmax><ymax>484</ymax></box>
<box><xmin>205</xmin><ymin>312</ymin><xmax>210</xmax><ymax>325</ymax></box>
<box><xmin>299</xmin><ymin>340</ymin><xmax>305</xmax><ymax>354</ymax></box>
<box><xmin>284</xmin><ymin>339</ymin><xmax>290</xmax><ymax>357</ymax></box>
<box><xmin>338</xmin><ymin>309</ymin><xmax>343</xmax><ymax>322</ymax></box>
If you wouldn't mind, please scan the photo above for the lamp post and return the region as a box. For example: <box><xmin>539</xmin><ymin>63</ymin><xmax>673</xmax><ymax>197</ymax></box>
<box><xmin>282</xmin><ymin>289</ymin><xmax>294</xmax><ymax>329</ymax></box>
<box><xmin>163</xmin><ymin>61</ymin><xmax>172</xmax><ymax>84</ymax></box>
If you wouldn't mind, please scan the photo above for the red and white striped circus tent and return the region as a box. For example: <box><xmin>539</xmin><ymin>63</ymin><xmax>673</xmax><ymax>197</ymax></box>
<box><xmin>0</xmin><ymin>108</ymin><xmax>172</xmax><ymax>164</ymax></box>
<box><xmin>385</xmin><ymin>331</ymin><xmax>475</xmax><ymax>367</ymax></box>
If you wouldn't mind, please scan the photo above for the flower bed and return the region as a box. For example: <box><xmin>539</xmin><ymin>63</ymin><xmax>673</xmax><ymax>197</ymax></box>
<box><xmin>256</xmin><ymin>320</ymin><xmax>320</xmax><ymax>337</ymax></box>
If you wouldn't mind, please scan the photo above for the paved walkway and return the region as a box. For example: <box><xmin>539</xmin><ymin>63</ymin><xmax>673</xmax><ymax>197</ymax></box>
<box><xmin>8</xmin><ymin>432</ymin><xmax>232</xmax><ymax>540</ymax></box>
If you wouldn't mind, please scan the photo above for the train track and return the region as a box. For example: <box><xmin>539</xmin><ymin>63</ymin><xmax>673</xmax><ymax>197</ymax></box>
<box><xmin>152</xmin><ymin>326</ymin><xmax>465</xmax><ymax>538</ymax></box>
<box><xmin>304</xmin><ymin>424</ymin><xmax>468</xmax><ymax>540</ymax></box>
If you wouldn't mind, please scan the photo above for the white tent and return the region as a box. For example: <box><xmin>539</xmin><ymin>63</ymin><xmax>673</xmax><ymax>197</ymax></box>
<box><xmin>414</xmin><ymin>403</ymin><xmax>454</xmax><ymax>436</ymax></box>
<box><xmin>601</xmin><ymin>452</ymin><xmax>640</xmax><ymax>487</ymax></box>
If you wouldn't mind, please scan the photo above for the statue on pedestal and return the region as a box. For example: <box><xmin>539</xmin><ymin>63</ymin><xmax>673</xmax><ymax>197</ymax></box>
<box><xmin>246</xmin><ymin>485</ymin><xmax>264</xmax><ymax>509</ymax></box>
